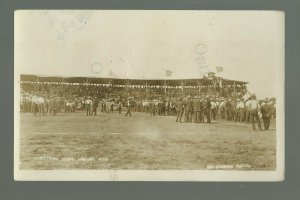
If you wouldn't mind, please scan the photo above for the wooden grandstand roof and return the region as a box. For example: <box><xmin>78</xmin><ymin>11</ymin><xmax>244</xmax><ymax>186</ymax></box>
<box><xmin>20</xmin><ymin>74</ymin><xmax>248</xmax><ymax>86</ymax></box>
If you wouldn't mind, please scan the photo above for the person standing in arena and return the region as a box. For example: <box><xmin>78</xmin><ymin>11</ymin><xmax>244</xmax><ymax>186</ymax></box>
<box><xmin>219</xmin><ymin>98</ymin><xmax>226</xmax><ymax>119</ymax></box>
<box><xmin>193</xmin><ymin>97</ymin><xmax>200</xmax><ymax>123</ymax></box>
<box><xmin>245</xmin><ymin>98</ymin><xmax>251</xmax><ymax>123</ymax></box>
<box><xmin>166</xmin><ymin>100</ymin><xmax>171</xmax><ymax>116</ymax></box>
<box><xmin>176</xmin><ymin>97</ymin><xmax>185</xmax><ymax>122</ymax></box>
<box><xmin>85</xmin><ymin>96</ymin><xmax>92</xmax><ymax>116</ymax></box>
<box><xmin>91</xmin><ymin>97</ymin><xmax>98</xmax><ymax>116</ymax></box>
<box><xmin>125</xmin><ymin>98</ymin><xmax>132</xmax><ymax>117</ymax></box>
<box><xmin>117</xmin><ymin>101</ymin><xmax>122</xmax><ymax>114</ymax></box>
<box><xmin>260</xmin><ymin>98</ymin><xmax>271</xmax><ymax>130</ymax></box>
<box><xmin>105</xmin><ymin>100</ymin><xmax>112</xmax><ymax>114</ymax></box>
<box><xmin>269</xmin><ymin>100</ymin><xmax>276</xmax><ymax>119</ymax></box>
<box><xmin>235</xmin><ymin>98</ymin><xmax>244</xmax><ymax>122</ymax></box>
<box><xmin>185</xmin><ymin>96</ymin><xmax>194</xmax><ymax>123</ymax></box>
<box><xmin>101</xmin><ymin>99</ymin><xmax>106</xmax><ymax>113</ymax></box>
<box><xmin>37</xmin><ymin>95</ymin><xmax>45</xmax><ymax>116</ymax></box>
<box><xmin>204</xmin><ymin>96</ymin><xmax>211</xmax><ymax>123</ymax></box>
<box><xmin>49</xmin><ymin>96</ymin><xmax>58</xmax><ymax>115</ymax></box>
<box><xmin>239</xmin><ymin>98</ymin><xmax>246</xmax><ymax>122</ymax></box>
<box><xmin>154</xmin><ymin>99</ymin><xmax>159</xmax><ymax>115</ymax></box>
<box><xmin>248</xmin><ymin>94</ymin><xmax>263</xmax><ymax>131</ymax></box>
<box><xmin>30</xmin><ymin>94</ymin><xmax>38</xmax><ymax>116</ymax></box>
<box><xmin>110</xmin><ymin>100</ymin><xmax>115</xmax><ymax>113</ymax></box>
<box><xmin>199</xmin><ymin>98</ymin><xmax>205</xmax><ymax>123</ymax></box>
<box><xmin>210</xmin><ymin>97</ymin><xmax>217</xmax><ymax>121</ymax></box>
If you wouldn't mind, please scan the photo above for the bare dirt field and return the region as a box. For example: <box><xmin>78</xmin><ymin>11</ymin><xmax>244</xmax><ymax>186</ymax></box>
<box><xmin>19</xmin><ymin>111</ymin><xmax>276</xmax><ymax>170</ymax></box>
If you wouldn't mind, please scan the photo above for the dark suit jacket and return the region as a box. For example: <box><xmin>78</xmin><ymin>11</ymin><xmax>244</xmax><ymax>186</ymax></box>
<box><xmin>260</xmin><ymin>103</ymin><xmax>271</xmax><ymax>118</ymax></box>
<box><xmin>206</xmin><ymin>100</ymin><xmax>211</xmax><ymax>110</ymax></box>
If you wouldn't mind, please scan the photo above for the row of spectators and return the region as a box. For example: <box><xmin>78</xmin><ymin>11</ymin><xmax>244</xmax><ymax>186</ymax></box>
<box><xmin>20</xmin><ymin>81</ymin><xmax>246</xmax><ymax>100</ymax></box>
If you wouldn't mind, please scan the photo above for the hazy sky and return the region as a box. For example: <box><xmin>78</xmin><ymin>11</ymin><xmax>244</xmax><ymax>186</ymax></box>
<box><xmin>15</xmin><ymin>10</ymin><xmax>284</xmax><ymax>98</ymax></box>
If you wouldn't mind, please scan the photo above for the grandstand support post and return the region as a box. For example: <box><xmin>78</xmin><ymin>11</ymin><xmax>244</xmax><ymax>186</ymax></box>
<box><xmin>144</xmin><ymin>81</ymin><xmax>149</xmax><ymax>93</ymax></box>
<box><xmin>107</xmin><ymin>80</ymin><xmax>112</xmax><ymax>87</ymax></box>
<box><xmin>196</xmin><ymin>81</ymin><xmax>202</xmax><ymax>95</ymax></box>
<box><xmin>164</xmin><ymin>80</ymin><xmax>167</xmax><ymax>95</ymax></box>
<box><xmin>243</xmin><ymin>83</ymin><xmax>247</xmax><ymax>94</ymax></box>
<box><xmin>60</xmin><ymin>78</ymin><xmax>66</xmax><ymax>89</ymax></box>
<box><xmin>233</xmin><ymin>81</ymin><xmax>236</xmax><ymax>95</ymax></box>
<box><xmin>212</xmin><ymin>79</ymin><xmax>217</xmax><ymax>94</ymax></box>
<box><xmin>216</xmin><ymin>78</ymin><xmax>223</xmax><ymax>97</ymax></box>
<box><xmin>84</xmin><ymin>78</ymin><xmax>90</xmax><ymax>88</ymax></box>
<box><xmin>125</xmin><ymin>80</ymin><xmax>131</xmax><ymax>92</ymax></box>
<box><xmin>180</xmin><ymin>80</ymin><xmax>186</xmax><ymax>94</ymax></box>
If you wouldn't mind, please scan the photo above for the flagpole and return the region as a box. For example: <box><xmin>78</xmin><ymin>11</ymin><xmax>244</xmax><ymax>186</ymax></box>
<box><xmin>164</xmin><ymin>69</ymin><xmax>167</xmax><ymax>96</ymax></box>
<box><xmin>164</xmin><ymin>69</ymin><xmax>173</xmax><ymax>97</ymax></box>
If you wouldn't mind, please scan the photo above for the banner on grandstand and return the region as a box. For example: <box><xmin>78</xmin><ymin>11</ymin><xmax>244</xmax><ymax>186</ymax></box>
<box><xmin>242</xmin><ymin>92</ymin><xmax>251</xmax><ymax>100</ymax></box>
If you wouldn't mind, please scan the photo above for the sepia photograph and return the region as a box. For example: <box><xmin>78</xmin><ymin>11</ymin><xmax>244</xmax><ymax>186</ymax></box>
<box><xmin>14</xmin><ymin>10</ymin><xmax>284</xmax><ymax>181</ymax></box>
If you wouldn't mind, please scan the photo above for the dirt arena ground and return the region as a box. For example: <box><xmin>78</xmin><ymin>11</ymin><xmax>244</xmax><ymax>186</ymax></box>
<box><xmin>19</xmin><ymin>111</ymin><xmax>276</xmax><ymax>170</ymax></box>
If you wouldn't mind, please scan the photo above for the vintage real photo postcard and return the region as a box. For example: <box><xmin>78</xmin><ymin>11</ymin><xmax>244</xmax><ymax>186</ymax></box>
<box><xmin>14</xmin><ymin>10</ymin><xmax>284</xmax><ymax>181</ymax></box>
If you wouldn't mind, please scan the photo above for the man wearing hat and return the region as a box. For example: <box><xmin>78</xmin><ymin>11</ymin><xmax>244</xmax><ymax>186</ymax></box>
<box><xmin>269</xmin><ymin>100</ymin><xmax>276</xmax><ymax>120</ymax></box>
<box><xmin>245</xmin><ymin>98</ymin><xmax>251</xmax><ymax>123</ymax></box>
<box><xmin>125</xmin><ymin>97</ymin><xmax>133</xmax><ymax>117</ymax></box>
<box><xmin>176</xmin><ymin>97</ymin><xmax>185</xmax><ymax>122</ymax></box>
<box><xmin>199</xmin><ymin>98</ymin><xmax>205</xmax><ymax>123</ymax></box>
<box><xmin>260</xmin><ymin>98</ymin><xmax>271</xmax><ymax>130</ymax></box>
<box><xmin>185</xmin><ymin>96</ymin><xmax>194</xmax><ymax>123</ymax></box>
<box><xmin>225</xmin><ymin>98</ymin><xmax>232</xmax><ymax>121</ymax></box>
<box><xmin>91</xmin><ymin>97</ymin><xmax>99</xmax><ymax>116</ymax></box>
<box><xmin>235</xmin><ymin>98</ymin><xmax>245</xmax><ymax>122</ymax></box>
<box><xmin>193</xmin><ymin>96</ymin><xmax>201</xmax><ymax>123</ymax></box>
<box><xmin>204</xmin><ymin>96</ymin><xmax>211</xmax><ymax>123</ymax></box>
<box><xmin>30</xmin><ymin>94</ymin><xmax>38</xmax><ymax>116</ymax></box>
<box><xmin>49</xmin><ymin>95</ymin><xmax>58</xmax><ymax>115</ymax></box>
<box><xmin>85</xmin><ymin>96</ymin><xmax>93</xmax><ymax>116</ymax></box>
<box><xmin>211</xmin><ymin>97</ymin><xmax>217</xmax><ymax>121</ymax></box>
<box><xmin>117</xmin><ymin>100</ymin><xmax>122</xmax><ymax>114</ymax></box>
<box><xmin>219</xmin><ymin>98</ymin><xmax>226</xmax><ymax>119</ymax></box>
<box><xmin>37</xmin><ymin>94</ymin><xmax>45</xmax><ymax>116</ymax></box>
<box><xmin>248</xmin><ymin>94</ymin><xmax>263</xmax><ymax>131</ymax></box>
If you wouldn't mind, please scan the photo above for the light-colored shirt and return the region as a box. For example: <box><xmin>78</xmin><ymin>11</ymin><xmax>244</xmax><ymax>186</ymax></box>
<box><xmin>236</xmin><ymin>102</ymin><xmax>245</xmax><ymax>109</ymax></box>
<box><xmin>37</xmin><ymin>97</ymin><xmax>45</xmax><ymax>104</ymax></box>
<box><xmin>248</xmin><ymin>100</ymin><xmax>259</xmax><ymax>110</ymax></box>
<box><xmin>85</xmin><ymin>99</ymin><xmax>92</xmax><ymax>105</ymax></box>
<box><xmin>31</xmin><ymin>96</ymin><xmax>38</xmax><ymax>104</ymax></box>
<box><xmin>219</xmin><ymin>101</ymin><xmax>226</xmax><ymax>108</ymax></box>
<box><xmin>245</xmin><ymin>100</ymin><xmax>251</xmax><ymax>109</ymax></box>
<box><xmin>211</xmin><ymin>102</ymin><xmax>217</xmax><ymax>109</ymax></box>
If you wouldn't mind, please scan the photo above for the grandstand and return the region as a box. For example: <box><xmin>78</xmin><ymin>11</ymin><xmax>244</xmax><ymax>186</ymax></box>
<box><xmin>20</xmin><ymin>74</ymin><xmax>248</xmax><ymax>99</ymax></box>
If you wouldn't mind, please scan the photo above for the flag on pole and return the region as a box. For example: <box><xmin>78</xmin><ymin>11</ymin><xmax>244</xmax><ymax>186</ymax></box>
<box><xmin>216</xmin><ymin>66</ymin><xmax>223</xmax><ymax>73</ymax></box>
<box><xmin>61</xmin><ymin>78</ymin><xmax>65</xmax><ymax>83</ymax></box>
<box><xmin>165</xmin><ymin>70</ymin><xmax>172</xmax><ymax>77</ymax></box>
<box><xmin>109</xmin><ymin>70</ymin><xmax>117</xmax><ymax>77</ymax></box>
<box><xmin>242</xmin><ymin>92</ymin><xmax>251</xmax><ymax>100</ymax></box>
<box><xmin>208</xmin><ymin>72</ymin><xmax>215</xmax><ymax>77</ymax></box>
<box><xmin>242</xmin><ymin>90</ymin><xmax>253</xmax><ymax>100</ymax></box>
<box><xmin>83</xmin><ymin>79</ymin><xmax>90</xmax><ymax>86</ymax></box>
